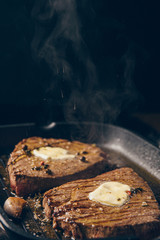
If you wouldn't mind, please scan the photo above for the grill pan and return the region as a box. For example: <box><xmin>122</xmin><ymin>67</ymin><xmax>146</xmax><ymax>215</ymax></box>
<box><xmin>0</xmin><ymin>122</ymin><xmax>160</xmax><ymax>240</ymax></box>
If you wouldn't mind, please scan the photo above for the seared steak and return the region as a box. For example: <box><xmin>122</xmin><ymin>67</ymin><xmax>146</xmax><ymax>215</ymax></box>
<box><xmin>43</xmin><ymin>167</ymin><xmax>160</xmax><ymax>239</ymax></box>
<box><xmin>7</xmin><ymin>137</ymin><xmax>109</xmax><ymax>196</ymax></box>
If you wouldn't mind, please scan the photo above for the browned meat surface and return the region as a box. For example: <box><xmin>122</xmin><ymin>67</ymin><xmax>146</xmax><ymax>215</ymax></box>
<box><xmin>43</xmin><ymin>167</ymin><xmax>160</xmax><ymax>239</ymax></box>
<box><xmin>7</xmin><ymin>137</ymin><xmax>109</xmax><ymax>196</ymax></box>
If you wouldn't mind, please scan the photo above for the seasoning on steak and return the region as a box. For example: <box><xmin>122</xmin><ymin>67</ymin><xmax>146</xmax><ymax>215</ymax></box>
<box><xmin>43</xmin><ymin>167</ymin><xmax>160</xmax><ymax>240</ymax></box>
<box><xmin>7</xmin><ymin>137</ymin><xmax>109</xmax><ymax>197</ymax></box>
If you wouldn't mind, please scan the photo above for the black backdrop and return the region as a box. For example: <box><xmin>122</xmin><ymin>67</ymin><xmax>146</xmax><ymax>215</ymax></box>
<box><xmin>0</xmin><ymin>0</ymin><xmax>160</xmax><ymax>125</ymax></box>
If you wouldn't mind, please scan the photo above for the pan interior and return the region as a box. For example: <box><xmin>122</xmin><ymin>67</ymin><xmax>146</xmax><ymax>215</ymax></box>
<box><xmin>0</xmin><ymin>122</ymin><xmax>160</xmax><ymax>240</ymax></box>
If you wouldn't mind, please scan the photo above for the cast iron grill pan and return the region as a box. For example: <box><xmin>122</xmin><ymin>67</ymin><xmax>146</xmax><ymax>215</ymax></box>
<box><xmin>0</xmin><ymin>122</ymin><xmax>160</xmax><ymax>240</ymax></box>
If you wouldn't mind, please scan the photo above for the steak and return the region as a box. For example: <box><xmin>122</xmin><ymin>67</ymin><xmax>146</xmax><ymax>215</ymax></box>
<box><xmin>7</xmin><ymin>137</ymin><xmax>109</xmax><ymax>197</ymax></box>
<box><xmin>43</xmin><ymin>167</ymin><xmax>160</xmax><ymax>239</ymax></box>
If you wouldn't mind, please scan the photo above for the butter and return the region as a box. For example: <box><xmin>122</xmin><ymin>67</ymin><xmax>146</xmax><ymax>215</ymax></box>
<box><xmin>32</xmin><ymin>147</ymin><xmax>75</xmax><ymax>160</ymax></box>
<box><xmin>89</xmin><ymin>181</ymin><xmax>131</xmax><ymax>207</ymax></box>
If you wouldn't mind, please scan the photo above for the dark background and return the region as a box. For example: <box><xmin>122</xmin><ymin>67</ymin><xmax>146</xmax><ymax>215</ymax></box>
<box><xmin>0</xmin><ymin>0</ymin><xmax>160</xmax><ymax>125</ymax></box>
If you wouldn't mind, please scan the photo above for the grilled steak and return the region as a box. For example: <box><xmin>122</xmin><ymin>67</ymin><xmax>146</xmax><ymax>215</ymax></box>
<box><xmin>7</xmin><ymin>137</ymin><xmax>109</xmax><ymax>197</ymax></box>
<box><xmin>43</xmin><ymin>167</ymin><xmax>160</xmax><ymax>239</ymax></box>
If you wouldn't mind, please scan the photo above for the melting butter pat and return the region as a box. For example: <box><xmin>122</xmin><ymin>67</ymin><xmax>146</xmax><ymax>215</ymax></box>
<box><xmin>32</xmin><ymin>147</ymin><xmax>75</xmax><ymax>160</ymax></box>
<box><xmin>89</xmin><ymin>181</ymin><xmax>131</xmax><ymax>207</ymax></box>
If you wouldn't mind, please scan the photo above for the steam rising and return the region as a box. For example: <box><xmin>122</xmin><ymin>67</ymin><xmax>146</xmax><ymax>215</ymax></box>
<box><xmin>31</xmin><ymin>0</ymin><xmax>140</xmax><ymax>126</ymax></box>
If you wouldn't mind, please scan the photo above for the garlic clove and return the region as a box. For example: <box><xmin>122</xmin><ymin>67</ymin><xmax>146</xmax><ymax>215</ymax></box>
<box><xmin>3</xmin><ymin>197</ymin><xmax>27</xmax><ymax>218</ymax></box>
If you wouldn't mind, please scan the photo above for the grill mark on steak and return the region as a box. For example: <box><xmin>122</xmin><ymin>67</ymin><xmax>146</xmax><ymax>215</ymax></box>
<box><xmin>43</xmin><ymin>167</ymin><xmax>160</xmax><ymax>239</ymax></box>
